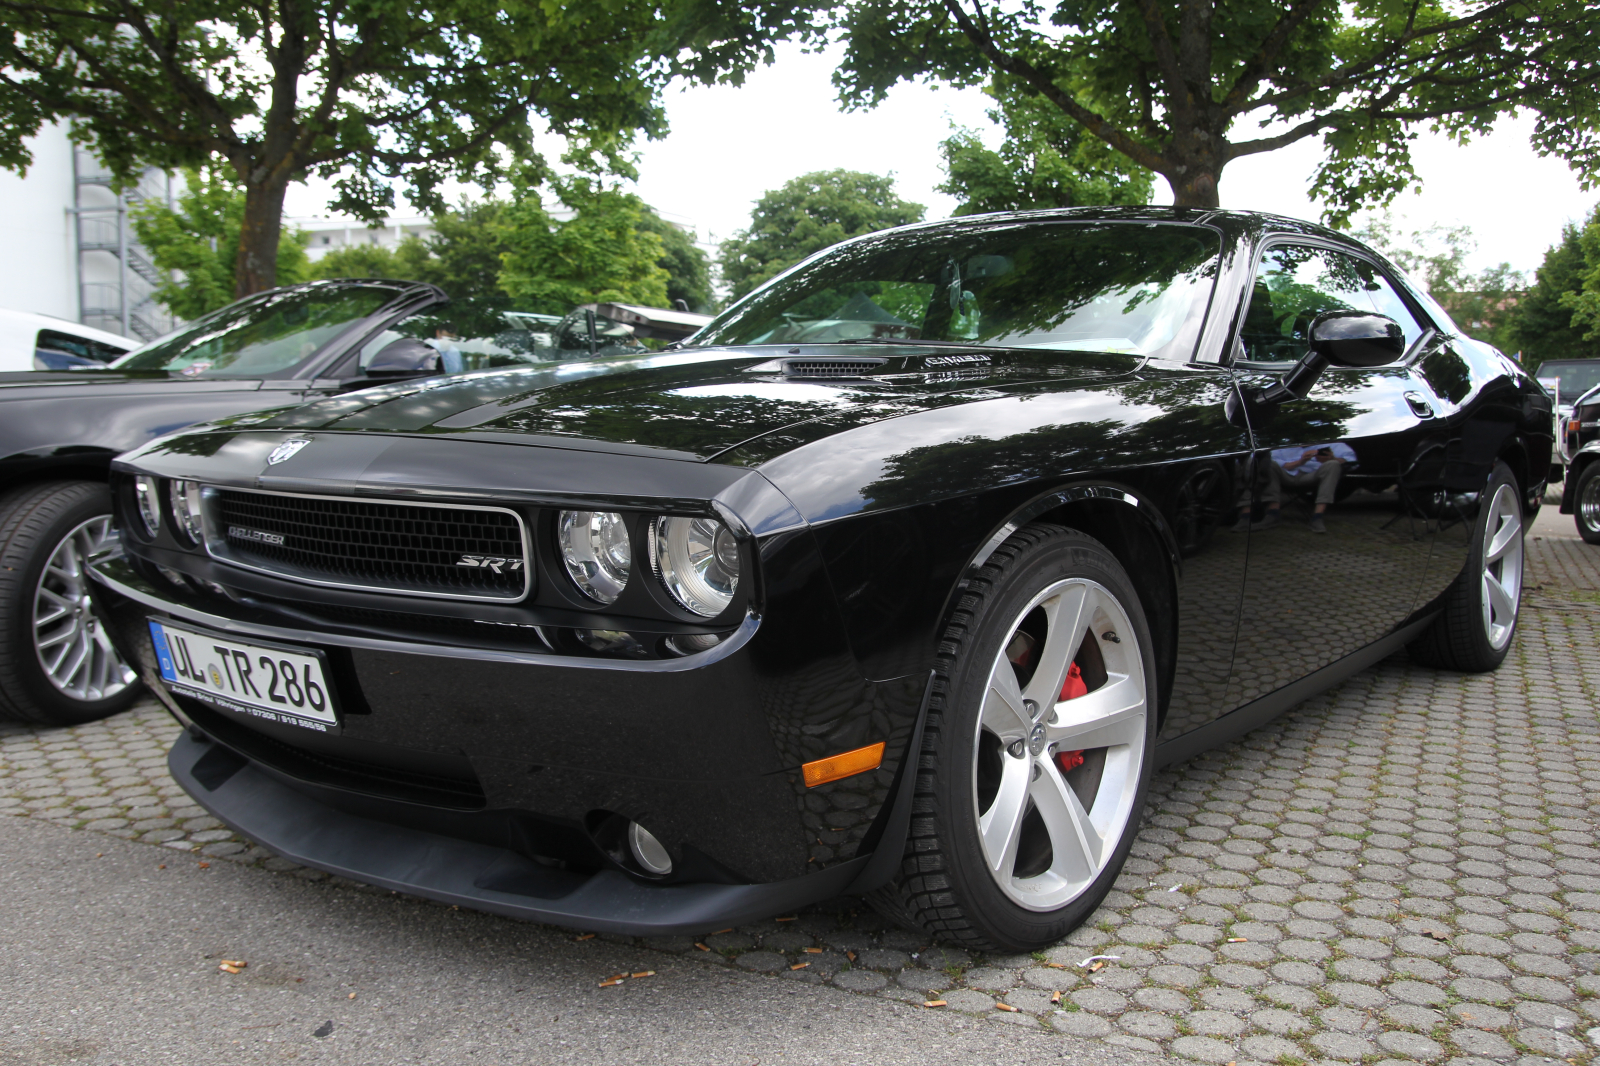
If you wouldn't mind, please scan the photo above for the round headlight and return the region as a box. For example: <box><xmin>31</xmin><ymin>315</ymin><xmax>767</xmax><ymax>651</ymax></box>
<box><xmin>557</xmin><ymin>510</ymin><xmax>631</xmax><ymax>604</ymax></box>
<box><xmin>651</xmin><ymin>516</ymin><xmax>739</xmax><ymax>617</ymax></box>
<box><xmin>168</xmin><ymin>480</ymin><xmax>204</xmax><ymax>546</ymax></box>
<box><xmin>134</xmin><ymin>476</ymin><xmax>161</xmax><ymax>537</ymax></box>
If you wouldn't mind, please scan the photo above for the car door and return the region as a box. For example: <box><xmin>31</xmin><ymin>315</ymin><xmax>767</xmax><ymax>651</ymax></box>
<box><xmin>1225</xmin><ymin>240</ymin><xmax>1436</xmax><ymax>708</ymax></box>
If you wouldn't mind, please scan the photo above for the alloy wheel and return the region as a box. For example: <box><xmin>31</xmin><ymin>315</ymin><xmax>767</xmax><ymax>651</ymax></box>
<box><xmin>1480</xmin><ymin>483</ymin><xmax>1523</xmax><ymax>651</ymax></box>
<box><xmin>1582</xmin><ymin>471</ymin><xmax>1600</xmax><ymax>536</ymax></box>
<box><xmin>972</xmin><ymin>577</ymin><xmax>1146</xmax><ymax>911</ymax></box>
<box><xmin>32</xmin><ymin>516</ymin><xmax>136</xmax><ymax>702</ymax></box>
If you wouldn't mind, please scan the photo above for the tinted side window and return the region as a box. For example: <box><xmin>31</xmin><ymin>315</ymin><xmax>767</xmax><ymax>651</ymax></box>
<box><xmin>1239</xmin><ymin>245</ymin><xmax>1424</xmax><ymax>365</ymax></box>
<box><xmin>36</xmin><ymin>329</ymin><xmax>128</xmax><ymax>364</ymax></box>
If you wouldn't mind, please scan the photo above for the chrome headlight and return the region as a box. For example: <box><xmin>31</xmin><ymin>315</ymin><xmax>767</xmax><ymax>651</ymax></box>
<box><xmin>557</xmin><ymin>510</ymin><xmax>631</xmax><ymax>604</ymax></box>
<box><xmin>651</xmin><ymin>516</ymin><xmax>739</xmax><ymax>617</ymax></box>
<box><xmin>134</xmin><ymin>476</ymin><xmax>161</xmax><ymax>537</ymax></box>
<box><xmin>168</xmin><ymin>480</ymin><xmax>204</xmax><ymax>546</ymax></box>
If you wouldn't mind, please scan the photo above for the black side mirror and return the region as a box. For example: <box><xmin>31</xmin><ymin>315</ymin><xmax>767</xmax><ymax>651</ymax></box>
<box><xmin>1309</xmin><ymin>311</ymin><xmax>1405</xmax><ymax>368</ymax></box>
<box><xmin>1254</xmin><ymin>311</ymin><xmax>1405</xmax><ymax>407</ymax></box>
<box><xmin>365</xmin><ymin>338</ymin><xmax>441</xmax><ymax>378</ymax></box>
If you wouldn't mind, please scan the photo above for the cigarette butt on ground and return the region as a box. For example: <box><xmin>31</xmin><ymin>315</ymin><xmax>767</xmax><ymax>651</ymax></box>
<box><xmin>598</xmin><ymin>979</ymin><xmax>622</xmax><ymax>987</ymax></box>
<box><xmin>922</xmin><ymin>1000</ymin><xmax>946</xmax><ymax>1008</ymax></box>
<box><xmin>996</xmin><ymin>1002</ymin><xmax>1019</xmax><ymax>1012</ymax></box>
<box><xmin>789</xmin><ymin>962</ymin><xmax>810</xmax><ymax>970</ymax></box>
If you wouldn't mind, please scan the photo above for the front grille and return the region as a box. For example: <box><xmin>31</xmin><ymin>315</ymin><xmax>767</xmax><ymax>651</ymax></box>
<box><xmin>781</xmin><ymin>358</ymin><xmax>884</xmax><ymax>379</ymax></box>
<box><xmin>209</xmin><ymin>489</ymin><xmax>530</xmax><ymax>601</ymax></box>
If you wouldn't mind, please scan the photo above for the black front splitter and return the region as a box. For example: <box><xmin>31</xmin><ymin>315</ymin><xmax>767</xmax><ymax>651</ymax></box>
<box><xmin>167</xmin><ymin>729</ymin><xmax>869</xmax><ymax>935</ymax></box>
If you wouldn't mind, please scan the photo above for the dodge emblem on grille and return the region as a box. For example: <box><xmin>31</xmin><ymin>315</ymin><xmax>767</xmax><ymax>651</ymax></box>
<box><xmin>457</xmin><ymin>554</ymin><xmax>524</xmax><ymax>574</ymax></box>
<box><xmin>266</xmin><ymin>438</ymin><xmax>311</xmax><ymax>465</ymax></box>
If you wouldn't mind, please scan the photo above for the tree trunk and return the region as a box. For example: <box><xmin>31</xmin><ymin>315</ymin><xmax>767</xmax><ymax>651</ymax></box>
<box><xmin>1168</xmin><ymin>167</ymin><xmax>1221</xmax><ymax>208</ymax></box>
<box><xmin>234</xmin><ymin>175</ymin><xmax>291</xmax><ymax>298</ymax></box>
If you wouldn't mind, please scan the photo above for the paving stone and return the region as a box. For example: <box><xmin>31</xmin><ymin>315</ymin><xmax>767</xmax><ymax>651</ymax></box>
<box><xmin>1377</xmin><ymin>1030</ymin><xmax>1445</xmax><ymax>1059</ymax></box>
<box><xmin>854</xmin><ymin>949</ymin><xmax>910</xmax><ymax>971</ymax></box>
<box><xmin>1169</xmin><ymin>1035</ymin><xmax>1238</xmax><ymax>1062</ymax></box>
<box><xmin>1049</xmin><ymin>1011</ymin><xmax>1114</xmax><ymax>1037</ymax></box>
<box><xmin>735</xmin><ymin>951</ymin><xmax>788</xmax><ymax>973</ymax></box>
<box><xmin>962</xmin><ymin>966</ymin><xmax>1017</xmax><ymax>991</ymax></box>
<box><xmin>895</xmin><ymin>969</ymin><xmax>948</xmax><ymax>993</ymax></box>
<box><xmin>831</xmin><ymin>970</ymin><xmax>888</xmax><ymax>992</ymax></box>
<box><xmin>1117</xmin><ymin>1011</ymin><xmax>1176</xmax><ymax>1039</ymax></box>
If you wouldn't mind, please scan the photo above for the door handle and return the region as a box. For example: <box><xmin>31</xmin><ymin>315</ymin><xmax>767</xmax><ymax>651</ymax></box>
<box><xmin>1404</xmin><ymin>391</ymin><xmax>1435</xmax><ymax>419</ymax></box>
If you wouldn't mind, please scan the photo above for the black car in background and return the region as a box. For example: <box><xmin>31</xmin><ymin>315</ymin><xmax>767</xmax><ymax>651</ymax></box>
<box><xmin>1560</xmin><ymin>382</ymin><xmax>1600</xmax><ymax>542</ymax></box>
<box><xmin>97</xmin><ymin>208</ymin><xmax>1550</xmax><ymax>951</ymax></box>
<box><xmin>0</xmin><ymin>280</ymin><xmax>691</xmax><ymax>727</ymax></box>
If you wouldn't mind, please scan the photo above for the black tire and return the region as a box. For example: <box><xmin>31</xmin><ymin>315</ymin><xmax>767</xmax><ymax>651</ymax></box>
<box><xmin>0</xmin><ymin>480</ymin><xmax>142</xmax><ymax>725</ymax></box>
<box><xmin>1575</xmin><ymin>462</ymin><xmax>1600</xmax><ymax>545</ymax></box>
<box><xmin>1407</xmin><ymin>461</ymin><xmax>1524</xmax><ymax>672</ymax></box>
<box><xmin>870</xmin><ymin>524</ymin><xmax>1158</xmax><ymax>951</ymax></box>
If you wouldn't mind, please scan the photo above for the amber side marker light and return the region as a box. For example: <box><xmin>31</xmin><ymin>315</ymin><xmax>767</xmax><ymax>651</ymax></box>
<box><xmin>802</xmin><ymin>741</ymin><xmax>886</xmax><ymax>788</ymax></box>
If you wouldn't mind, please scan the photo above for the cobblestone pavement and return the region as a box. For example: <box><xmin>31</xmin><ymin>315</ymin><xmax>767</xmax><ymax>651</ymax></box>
<box><xmin>4</xmin><ymin>535</ymin><xmax>1599</xmax><ymax>1066</ymax></box>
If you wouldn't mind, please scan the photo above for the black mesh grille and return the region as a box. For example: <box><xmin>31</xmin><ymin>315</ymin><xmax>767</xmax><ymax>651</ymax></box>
<box><xmin>782</xmin><ymin>359</ymin><xmax>884</xmax><ymax>379</ymax></box>
<box><xmin>213</xmin><ymin>490</ymin><xmax>528</xmax><ymax>599</ymax></box>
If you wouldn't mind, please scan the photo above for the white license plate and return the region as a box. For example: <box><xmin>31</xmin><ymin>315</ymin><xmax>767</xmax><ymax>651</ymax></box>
<box><xmin>148</xmin><ymin>619</ymin><xmax>338</xmax><ymax>730</ymax></box>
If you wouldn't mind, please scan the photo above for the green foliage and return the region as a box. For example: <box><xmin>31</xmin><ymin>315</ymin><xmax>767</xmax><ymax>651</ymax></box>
<box><xmin>825</xmin><ymin>0</ymin><xmax>1600</xmax><ymax>222</ymax></box>
<box><xmin>938</xmin><ymin>77</ymin><xmax>1154</xmax><ymax>215</ymax></box>
<box><xmin>130</xmin><ymin>169</ymin><xmax>310</xmax><ymax>320</ymax></box>
<box><xmin>1353</xmin><ymin>215</ymin><xmax>1524</xmax><ymax>351</ymax></box>
<box><xmin>1558</xmin><ymin>209</ymin><xmax>1600</xmax><ymax>352</ymax></box>
<box><xmin>639</xmin><ymin>210</ymin><xmax>714</xmax><ymax>312</ymax></box>
<box><xmin>0</xmin><ymin>0</ymin><xmax>778</xmax><ymax>295</ymax></box>
<box><xmin>719</xmin><ymin>170</ymin><xmax>925</xmax><ymax>300</ymax></box>
<box><xmin>498</xmin><ymin>176</ymin><xmax>670</xmax><ymax>315</ymax></box>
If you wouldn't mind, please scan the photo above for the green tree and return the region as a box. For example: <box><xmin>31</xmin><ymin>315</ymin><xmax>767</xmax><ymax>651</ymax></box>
<box><xmin>939</xmin><ymin>76</ymin><xmax>1154</xmax><ymax>215</ymax></box>
<box><xmin>719</xmin><ymin>170</ymin><xmax>925</xmax><ymax>300</ymax></box>
<box><xmin>0</xmin><ymin>0</ymin><xmax>772</xmax><ymax>297</ymax></box>
<box><xmin>1557</xmin><ymin>210</ymin><xmax>1600</xmax><ymax>354</ymax></box>
<box><xmin>498</xmin><ymin>176</ymin><xmax>670</xmax><ymax>315</ymax></box>
<box><xmin>130</xmin><ymin>168</ymin><xmax>310</xmax><ymax>319</ymax></box>
<box><xmin>1353</xmin><ymin>216</ymin><xmax>1524</xmax><ymax>351</ymax></box>
<box><xmin>827</xmin><ymin>0</ymin><xmax>1600</xmax><ymax>223</ymax></box>
<box><xmin>640</xmin><ymin>210</ymin><xmax>715</xmax><ymax>311</ymax></box>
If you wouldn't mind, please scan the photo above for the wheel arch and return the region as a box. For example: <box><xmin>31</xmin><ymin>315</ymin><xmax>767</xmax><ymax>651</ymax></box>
<box><xmin>957</xmin><ymin>482</ymin><xmax>1181</xmax><ymax>729</ymax></box>
<box><xmin>0</xmin><ymin>448</ymin><xmax>117</xmax><ymax>500</ymax></box>
<box><xmin>1495</xmin><ymin>438</ymin><xmax>1537</xmax><ymax>516</ymax></box>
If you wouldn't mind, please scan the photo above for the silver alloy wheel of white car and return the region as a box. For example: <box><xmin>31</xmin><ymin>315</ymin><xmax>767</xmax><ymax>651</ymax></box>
<box><xmin>33</xmin><ymin>516</ymin><xmax>136</xmax><ymax>701</ymax></box>
<box><xmin>1480</xmin><ymin>482</ymin><xmax>1524</xmax><ymax>651</ymax></box>
<box><xmin>972</xmin><ymin>577</ymin><xmax>1146</xmax><ymax>911</ymax></box>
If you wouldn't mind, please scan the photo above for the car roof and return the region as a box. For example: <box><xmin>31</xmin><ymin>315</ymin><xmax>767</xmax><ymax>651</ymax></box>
<box><xmin>0</xmin><ymin>307</ymin><xmax>137</xmax><ymax>347</ymax></box>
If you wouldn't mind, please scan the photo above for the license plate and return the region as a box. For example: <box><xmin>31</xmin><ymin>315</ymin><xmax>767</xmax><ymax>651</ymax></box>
<box><xmin>148</xmin><ymin>618</ymin><xmax>338</xmax><ymax>730</ymax></box>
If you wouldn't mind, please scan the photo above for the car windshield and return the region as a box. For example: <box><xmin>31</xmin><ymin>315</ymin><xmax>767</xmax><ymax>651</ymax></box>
<box><xmin>352</xmin><ymin>299</ymin><xmax>651</xmax><ymax>374</ymax></box>
<box><xmin>114</xmin><ymin>283</ymin><xmax>402</xmax><ymax>377</ymax></box>
<box><xmin>693</xmin><ymin>221</ymin><xmax>1222</xmax><ymax>359</ymax></box>
<box><xmin>1540</xmin><ymin>362</ymin><xmax>1600</xmax><ymax>401</ymax></box>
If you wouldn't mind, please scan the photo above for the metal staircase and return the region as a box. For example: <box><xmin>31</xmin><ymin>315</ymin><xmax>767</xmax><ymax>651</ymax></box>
<box><xmin>72</xmin><ymin>147</ymin><xmax>176</xmax><ymax>342</ymax></box>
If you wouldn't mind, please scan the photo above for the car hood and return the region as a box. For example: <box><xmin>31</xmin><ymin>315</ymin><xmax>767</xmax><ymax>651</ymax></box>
<box><xmin>244</xmin><ymin>345</ymin><xmax>1140</xmax><ymax>461</ymax></box>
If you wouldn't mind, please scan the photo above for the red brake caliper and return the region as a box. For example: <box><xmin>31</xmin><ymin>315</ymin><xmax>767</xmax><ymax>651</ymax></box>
<box><xmin>1056</xmin><ymin>662</ymin><xmax>1086</xmax><ymax>773</ymax></box>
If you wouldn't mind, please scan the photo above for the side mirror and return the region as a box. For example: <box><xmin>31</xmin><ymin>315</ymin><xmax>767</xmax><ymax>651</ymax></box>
<box><xmin>1309</xmin><ymin>311</ymin><xmax>1405</xmax><ymax>368</ymax></box>
<box><xmin>1254</xmin><ymin>311</ymin><xmax>1405</xmax><ymax>407</ymax></box>
<box><xmin>365</xmin><ymin>338</ymin><xmax>441</xmax><ymax>378</ymax></box>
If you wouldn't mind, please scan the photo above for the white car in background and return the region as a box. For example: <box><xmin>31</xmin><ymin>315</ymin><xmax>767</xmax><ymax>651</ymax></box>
<box><xmin>0</xmin><ymin>307</ymin><xmax>137</xmax><ymax>372</ymax></box>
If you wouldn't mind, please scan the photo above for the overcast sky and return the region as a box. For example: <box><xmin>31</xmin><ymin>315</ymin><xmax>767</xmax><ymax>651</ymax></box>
<box><xmin>286</xmin><ymin>41</ymin><xmax>1596</xmax><ymax>278</ymax></box>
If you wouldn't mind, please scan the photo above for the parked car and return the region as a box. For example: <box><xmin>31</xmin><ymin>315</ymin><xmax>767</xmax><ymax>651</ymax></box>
<box><xmin>94</xmin><ymin>208</ymin><xmax>1551</xmax><ymax>950</ymax></box>
<box><xmin>0</xmin><ymin>307</ymin><xmax>136</xmax><ymax>371</ymax></box>
<box><xmin>1560</xmin><ymin>382</ymin><xmax>1600</xmax><ymax>542</ymax></box>
<box><xmin>0</xmin><ymin>279</ymin><xmax>680</xmax><ymax>726</ymax></box>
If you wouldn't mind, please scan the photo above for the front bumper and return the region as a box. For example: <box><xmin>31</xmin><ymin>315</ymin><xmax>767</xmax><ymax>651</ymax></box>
<box><xmin>91</xmin><ymin>553</ymin><xmax>925</xmax><ymax>930</ymax></box>
<box><xmin>168</xmin><ymin>728</ymin><xmax>877</xmax><ymax>933</ymax></box>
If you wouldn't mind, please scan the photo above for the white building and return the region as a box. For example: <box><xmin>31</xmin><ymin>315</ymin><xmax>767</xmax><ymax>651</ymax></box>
<box><xmin>0</xmin><ymin>121</ymin><xmax>178</xmax><ymax>342</ymax></box>
<box><xmin>293</xmin><ymin>215</ymin><xmax>437</xmax><ymax>262</ymax></box>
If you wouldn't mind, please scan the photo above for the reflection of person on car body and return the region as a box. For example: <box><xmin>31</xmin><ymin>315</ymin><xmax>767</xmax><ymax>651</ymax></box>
<box><xmin>1235</xmin><ymin>443</ymin><xmax>1353</xmax><ymax>534</ymax></box>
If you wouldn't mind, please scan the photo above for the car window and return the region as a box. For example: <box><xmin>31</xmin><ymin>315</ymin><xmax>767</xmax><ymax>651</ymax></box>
<box><xmin>36</xmin><ymin>328</ymin><xmax>129</xmax><ymax>364</ymax></box>
<box><xmin>1539</xmin><ymin>362</ymin><xmax>1600</xmax><ymax>399</ymax></box>
<box><xmin>694</xmin><ymin>222</ymin><xmax>1222</xmax><ymax>361</ymax></box>
<box><xmin>355</xmin><ymin>305</ymin><xmax>645</xmax><ymax>373</ymax></box>
<box><xmin>1238</xmin><ymin>245</ymin><xmax>1425</xmax><ymax>365</ymax></box>
<box><xmin>114</xmin><ymin>284</ymin><xmax>400</xmax><ymax>377</ymax></box>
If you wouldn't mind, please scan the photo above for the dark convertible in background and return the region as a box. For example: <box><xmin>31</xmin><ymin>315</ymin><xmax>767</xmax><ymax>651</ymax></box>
<box><xmin>0</xmin><ymin>283</ymin><xmax>699</xmax><ymax>727</ymax></box>
<box><xmin>93</xmin><ymin>208</ymin><xmax>1550</xmax><ymax>950</ymax></box>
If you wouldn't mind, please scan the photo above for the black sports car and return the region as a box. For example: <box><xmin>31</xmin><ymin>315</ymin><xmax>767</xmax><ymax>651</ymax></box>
<box><xmin>0</xmin><ymin>281</ymin><xmax>684</xmax><ymax>727</ymax></box>
<box><xmin>94</xmin><ymin>208</ymin><xmax>1550</xmax><ymax>951</ymax></box>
